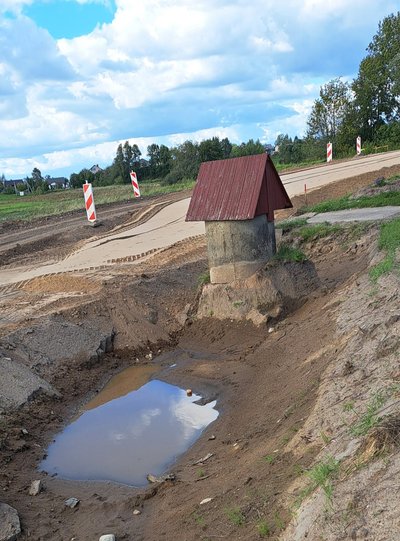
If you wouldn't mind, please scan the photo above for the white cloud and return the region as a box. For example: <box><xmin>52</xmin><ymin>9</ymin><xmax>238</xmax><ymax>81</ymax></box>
<box><xmin>0</xmin><ymin>0</ymin><xmax>398</xmax><ymax>178</ymax></box>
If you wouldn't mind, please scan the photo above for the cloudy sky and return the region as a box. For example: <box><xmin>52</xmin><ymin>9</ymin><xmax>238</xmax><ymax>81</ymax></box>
<box><xmin>0</xmin><ymin>0</ymin><xmax>398</xmax><ymax>180</ymax></box>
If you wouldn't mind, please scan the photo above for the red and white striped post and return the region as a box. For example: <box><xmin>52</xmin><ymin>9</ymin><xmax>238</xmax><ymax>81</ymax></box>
<box><xmin>327</xmin><ymin>142</ymin><xmax>333</xmax><ymax>163</ymax></box>
<box><xmin>83</xmin><ymin>181</ymin><xmax>97</xmax><ymax>223</ymax></box>
<box><xmin>356</xmin><ymin>136</ymin><xmax>362</xmax><ymax>155</ymax></box>
<box><xmin>130</xmin><ymin>171</ymin><xmax>141</xmax><ymax>198</ymax></box>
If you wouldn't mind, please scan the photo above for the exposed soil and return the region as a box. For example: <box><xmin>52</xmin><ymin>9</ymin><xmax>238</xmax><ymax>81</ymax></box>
<box><xmin>0</xmin><ymin>168</ymin><xmax>399</xmax><ymax>541</ymax></box>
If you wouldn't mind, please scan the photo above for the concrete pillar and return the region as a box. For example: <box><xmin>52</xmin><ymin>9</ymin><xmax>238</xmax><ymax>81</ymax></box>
<box><xmin>205</xmin><ymin>215</ymin><xmax>276</xmax><ymax>284</ymax></box>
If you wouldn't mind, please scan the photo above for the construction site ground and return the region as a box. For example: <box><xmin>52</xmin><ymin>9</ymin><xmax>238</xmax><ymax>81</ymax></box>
<box><xmin>1</xmin><ymin>163</ymin><xmax>400</xmax><ymax>541</ymax></box>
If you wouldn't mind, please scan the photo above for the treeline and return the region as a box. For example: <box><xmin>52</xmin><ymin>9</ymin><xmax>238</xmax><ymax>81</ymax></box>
<box><xmin>69</xmin><ymin>138</ymin><xmax>266</xmax><ymax>188</ymax></box>
<box><xmin>271</xmin><ymin>12</ymin><xmax>400</xmax><ymax>165</ymax></box>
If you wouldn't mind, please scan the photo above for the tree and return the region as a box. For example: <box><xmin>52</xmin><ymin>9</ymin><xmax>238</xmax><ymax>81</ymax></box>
<box><xmin>353</xmin><ymin>12</ymin><xmax>400</xmax><ymax>140</ymax></box>
<box><xmin>69</xmin><ymin>169</ymin><xmax>95</xmax><ymax>188</ymax></box>
<box><xmin>146</xmin><ymin>144</ymin><xmax>171</xmax><ymax>178</ymax></box>
<box><xmin>111</xmin><ymin>141</ymin><xmax>142</xmax><ymax>183</ymax></box>
<box><xmin>198</xmin><ymin>137</ymin><xmax>224</xmax><ymax>163</ymax></box>
<box><xmin>307</xmin><ymin>78</ymin><xmax>352</xmax><ymax>141</ymax></box>
<box><xmin>231</xmin><ymin>138</ymin><xmax>265</xmax><ymax>157</ymax></box>
<box><xmin>220</xmin><ymin>137</ymin><xmax>232</xmax><ymax>158</ymax></box>
<box><xmin>165</xmin><ymin>140</ymin><xmax>200</xmax><ymax>184</ymax></box>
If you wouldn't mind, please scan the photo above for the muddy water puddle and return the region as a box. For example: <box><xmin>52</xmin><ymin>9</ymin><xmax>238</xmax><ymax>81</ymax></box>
<box><xmin>41</xmin><ymin>364</ymin><xmax>218</xmax><ymax>486</ymax></box>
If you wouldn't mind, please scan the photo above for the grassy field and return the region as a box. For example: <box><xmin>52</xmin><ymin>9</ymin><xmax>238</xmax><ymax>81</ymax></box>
<box><xmin>0</xmin><ymin>180</ymin><xmax>194</xmax><ymax>223</ymax></box>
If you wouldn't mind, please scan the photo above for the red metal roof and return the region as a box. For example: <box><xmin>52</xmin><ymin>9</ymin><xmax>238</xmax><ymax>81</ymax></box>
<box><xmin>186</xmin><ymin>154</ymin><xmax>292</xmax><ymax>222</ymax></box>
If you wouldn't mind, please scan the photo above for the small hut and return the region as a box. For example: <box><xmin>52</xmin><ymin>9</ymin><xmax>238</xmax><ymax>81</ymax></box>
<box><xmin>186</xmin><ymin>154</ymin><xmax>292</xmax><ymax>284</ymax></box>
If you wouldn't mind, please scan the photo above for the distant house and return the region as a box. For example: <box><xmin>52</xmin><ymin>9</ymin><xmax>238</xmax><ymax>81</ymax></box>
<box><xmin>2</xmin><ymin>179</ymin><xmax>26</xmax><ymax>194</ymax></box>
<box><xmin>46</xmin><ymin>177</ymin><xmax>69</xmax><ymax>190</ymax></box>
<box><xmin>2</xmin><ymin>177</ymin><xmax>69</xmax><ymax>192</ymax></box>
<box><xmin>3</xmin><ymin>179</ymin><xmax>25</xmax><ymax>187</ymax></box>
<box><xmin>138</xmin><ymin>158</ymin><xmax>150</xmax><ymax>168</ymax></box>
<box><xmin>89</xmin><ymin>164</ymin><xmax>103</xmax><ymax>174</ymax></box>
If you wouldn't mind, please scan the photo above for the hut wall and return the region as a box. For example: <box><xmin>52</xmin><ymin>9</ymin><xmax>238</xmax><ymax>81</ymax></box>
<box><xmin>205</xmin><ymin>215</ymin><xmax>276</xmax><ymax>284</ymax></box>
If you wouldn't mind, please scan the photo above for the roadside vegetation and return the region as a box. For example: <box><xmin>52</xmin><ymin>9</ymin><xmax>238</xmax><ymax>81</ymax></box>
<box><xmin>0</xmin><ymin>179</ymin><xmax>194</xmax><ymax>223</ymax></box>
<box><xmin>272</xmin><ymin>244</ymin><xmax>307</xmax><ymax>263</ymax></box>
<box><xmin>301</xmin><ymin>190</ymin><xmax>400</xmax><ymax>215</ymax></box>
<box><xmin>369</xmin><ymin>217</ymin><xmax>400</xmax><ymax>281</ymax></box>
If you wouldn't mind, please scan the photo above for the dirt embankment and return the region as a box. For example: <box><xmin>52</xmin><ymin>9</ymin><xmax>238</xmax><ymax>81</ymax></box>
<box><xmin>0</xmin><ymin>169</ymin><xmax>400</xmax><ymax>540</ymax></box>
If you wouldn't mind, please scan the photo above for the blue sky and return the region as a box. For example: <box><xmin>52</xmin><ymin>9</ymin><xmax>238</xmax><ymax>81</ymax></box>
<box><xmin>0</xmin><ymin>0</ymin><xmax>398</xmax><ymax>179</ymax></box>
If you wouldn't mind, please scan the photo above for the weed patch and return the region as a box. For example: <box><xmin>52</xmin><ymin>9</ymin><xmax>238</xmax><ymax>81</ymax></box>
<box><xmin>225</xmin><ymin>507</ymin><xmax>245</xmax><ymax>526</ymax></box>
<box><xmin>263</xmin><ymin>454</ymin><xmax>277</xmax><ymax>465</ymax></box>
<box><xmin>198</xmin><ymin>271</ymin><xmax>210</xmax><ymax>286</ymax></box>
<box><xmin>272</xmin><ymin>244</ymin><xmax>307</xmax><ymax>263</ymax></box>
<box><xmin>296</xmin><ymin>456</ymin><xmax>340</xmax><ymax>507</ymax></box>
<box><xmin>349</xmin><ymin>390</ymin><xmax>387</xmax><ymax>437</ymax></box>
<box><xmin>297</xmin><ymin>223</ymin><xmax>342</xmax><ymax>242</ymax></box>
<box><xmin>369</xmin><ymin>218</ymin><xmax>400</xmax><ymax>281</ymax></box>
<box><xmin>257</xmin><ymin>520</ymin><xmax>271</xmax><ymax>537</ymax></box>
<box><xmin>276</xmin><ymin>217</ymin><xmax>308</xmax><ymax>231</ymax></box>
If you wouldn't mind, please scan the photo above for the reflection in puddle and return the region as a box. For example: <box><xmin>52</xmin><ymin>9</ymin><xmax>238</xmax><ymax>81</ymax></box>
<box><xmin>41</xmin><ymin>376</ymin><xmax>218</xmax><ymax>487</ymax></box>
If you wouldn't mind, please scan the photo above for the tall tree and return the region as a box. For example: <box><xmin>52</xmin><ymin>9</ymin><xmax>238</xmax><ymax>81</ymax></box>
<box><xmin>165</xmin><ymin>140</ymin><xmax>200</xmax><ymax>183</ymax></box>
<box><xmin>353</xmin><ymin>12</ymin><xmax>400</xmax><ymax>140</ymax></box>
<box><xmin>198</xmin><ymin>137</ymin><xmax>224</xmax><ymax>163</ymax></box>
<box><xmin>307</xmin><ymin>78</ymin><xmax>352</xmax><ymax>141</ymax></box>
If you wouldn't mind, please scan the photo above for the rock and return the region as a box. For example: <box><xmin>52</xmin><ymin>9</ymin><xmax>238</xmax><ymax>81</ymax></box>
<box><xmin>147</xmin><ymin>310</ymin><xmax>158</xmax><ymax>325</ymax></box>
<box><xmin>29</xmin><ymin>480</ymin><xmax>43</xmax><ymax>496</ymax></box>
<box><xmin>200</xmin><ymin>497</ymin><xmax>213</xmax><ymax>505</ymax></box>
<box><xmin>65</xmin><ymin>497</ymin><xmax>79</xmax><ymax>509</ymax></box>
<box><xmin>145</xmin><ymin>352</ymin><xmax>153</xmax><ymax>360</ymax></box>
<box><xmin>0</xmin><ymin>502</ymin><xmax>21</xmax><ymax>541</ymax></box>
<box><xmin>99</xmin><ymin>535</ymin><xmax>115</xmax><ymax>541</ymax></box>
<box><xmin>208</xmin><ymin>435</ymin><xmax>216</xmax><ymax>440</ymax></box>
<box><xmin>0</xmin><ymin>357</ymin><xmax>60</xmax><ymax>412</ymax></box>
<box><xmin>146</xmin><ymin>473</ymin><xmax>175</xmax><ymax>483</ymax></box>
<box><xmin>177</xmin><ymin>303</ymin><xmax>192</xmax><ymax>326</ymax></box>
<box><xmin>133</xmin><ymin>509</ymin><xmax>141</xmax><ymax>515</ymax></box>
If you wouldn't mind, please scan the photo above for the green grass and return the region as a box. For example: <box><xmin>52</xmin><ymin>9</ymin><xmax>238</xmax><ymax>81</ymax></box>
<box><xmin>272</xmin><ymin>244</ymin><xmax>307</xmax><ymax>263</ymax></box>
<box><xmin>0</xmin><ymin>179</ymin><xmax>195</xmax><ymax>223</ymax></box>
<box><xmin>276</xmin><ymin>217</ymin><xmax>308</xmax><ymax>231</ymax></box>
<box><xmin>297</xmin><ymin>222</ymin><xmax>342</xmax><ymax>242</ymax></box>
<box><xmin>257</xmin><ymin>520</ymin><xmax>271</xmax><ymax>537</ymax></box>
<box><xmin>302</xmin><ymin>191</ymin><xmax>400</xmax><ymax>215</ymax></box>
<box><xmin>263</xmin><ymin>453</ymin><xmax>277</xmax><ymax>465</ymax></box>
<box><xmin>369</xmin><ymin>218</ymin><xmax>400</xmax><ymax>281</ymax></box>
<box><xmin>198</xmin><ymin>270</ymin><xmax>210</xmax><ymax>286</ymax></box>
<box><xmin>296</xmin><ymin>456</ymin><xmax>340</xmax><ymax>507</ymax></box>
<box><xmin>225</xmin><ymin>507</ymin><xmax>245</xmax><ymax>526</ymax></box>
<box><xmin>350</xmin><ymin>391</ymin><xmax>387</xmax><ymax>437</ymax></box>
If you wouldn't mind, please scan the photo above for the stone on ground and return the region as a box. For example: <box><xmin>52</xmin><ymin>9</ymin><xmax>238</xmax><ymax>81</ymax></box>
<box><xmin>0</xmin><ymin>502</ymin><xmax>21</xmax><ymax>541</ymax></box>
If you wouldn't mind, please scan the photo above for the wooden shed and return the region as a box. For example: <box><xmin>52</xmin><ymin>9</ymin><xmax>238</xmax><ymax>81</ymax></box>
<box><xmin>186</xmin><ymin>154</ymin><xmax>292</xmax><ymax>284</ymax></box>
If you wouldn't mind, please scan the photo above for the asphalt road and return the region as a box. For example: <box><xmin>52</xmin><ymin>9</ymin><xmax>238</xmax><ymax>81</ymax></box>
<box><xmin>281</xmin><ymin>149</ymin><xmax>400</xmax><ymax>196</ymax></box>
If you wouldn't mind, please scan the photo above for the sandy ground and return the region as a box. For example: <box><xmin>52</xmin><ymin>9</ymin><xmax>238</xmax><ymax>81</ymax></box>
<box><xmin>0</xmin><ymin>164</ymin><xmax>400</xmax><ymax>540</ymax></box>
